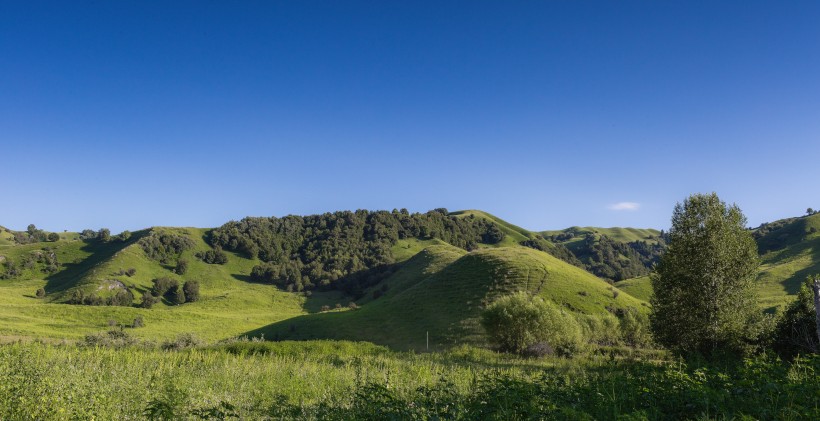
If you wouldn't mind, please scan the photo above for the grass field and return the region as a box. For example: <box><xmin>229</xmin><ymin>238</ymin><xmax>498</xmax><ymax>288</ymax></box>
<box><xmin>0</xmin><ymin>340</ymin><xmax>816</xmax><ymax>420</ymax></box>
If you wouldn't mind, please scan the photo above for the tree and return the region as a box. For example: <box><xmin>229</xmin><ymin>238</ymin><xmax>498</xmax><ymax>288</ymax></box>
<box><xmin>35</xmin><ymin>288</ymin><xmax>46</xmax><ymax>298</ymax></box>
<box><xmin>172</xmin><ymin>286</ymin><xmax>186</xmax><ymax>305</ymax></box>
<box><xmin>47</xmin><ymin>232</ymin><xmax>60</xmax><ymax>242</ymax></box>
<box><xmin>182</xmin><ymin>280</ymin><xmax>200</xmax><ymax>302</ymax></box>
<box><xmin>175</xmin><ymin>259</ymin><xmax>189</xmax><ymax>275</ymax></box>
<box><xmin>480</xmin><ymin>292</ymin><xmax>583</xmax><ymax>356</ymax></box>
<box><xmin>118</xmin><ymin>230</ymin><xmax>131</xmax><ymax>242</ymax></box>
<box><xmin>808</xmin><ymin>208</ymin><xmax>816</xmax><ymax>216</ymax></box>
<box><xmin>774</xmin><ymin>275</ymin><xmax>820</xmax><ymax>358</ymax></box>
<box><xmin>98</xmin><ymin>228</ymin><xmax>111</xmax><ymax>242</ymax></box>
<box><xmin>650</xmin><ymin>193</ymin><xmax>760</xmax><ymax>356</ymax></box>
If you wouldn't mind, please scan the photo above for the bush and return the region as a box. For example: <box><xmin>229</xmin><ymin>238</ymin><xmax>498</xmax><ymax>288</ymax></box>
<box><xmin>196</xmin><ymin>247</ymin><xmax>228</xmax><ymax>265</ymax></box>
<box><xmin>46</xmin><ymin>232</ymin><xmax>60</xmax><ymax>242</ymax></box>
<box><xmin>35</xmin><ymin>288</ymin><xmax>45</xmax><ymax>298</ymax></box>
<box><xmin>151</xmin><ymin>277</ymin><xmax>178</xmax><ymax>298</ymax></box>
<box><xmin>182</xmin><ymin>280</ymin><xmax>200</xmax><ymax>302</ymax></box>
<box><xmin>133</xmin><ymin>316</ymin><xmax>144</xmax><ymax>328</ymax></box>
<box><xmin>125</xmin><ymin>268</ymin><xmax>136</xmax><ymax>277</ymax></box>
<box><xmin>172</xmin><ymin>286</ymin><xmax>186</xmax><ymax>305</ymax></box>
<box><xmin>481</xmin><ymin>292</ymin><xmax>584</xmax><ymax>356</ymax></box>
<box><xmin>175</xmin><ymin>259</ymin><xmax>189</xmax><ymax>275</ymax></box>
<box><xmin>141</xmin><ymin>292</ymin><xmax>159</xmax><ymax>309</ymax></box>
<box><xmin>162</xmin><ymin>333</ymin><xmax>202</xmax><ymax>351</ymax></box>
<box><xmin>774</xmin><ymin>276</ymin><xmax>819</xmax><ymax>358</ymax></box>
<box><xmin>83</xmin><ymin>329</ymin><xmax>137</xmax><ymax>348</ymax></box>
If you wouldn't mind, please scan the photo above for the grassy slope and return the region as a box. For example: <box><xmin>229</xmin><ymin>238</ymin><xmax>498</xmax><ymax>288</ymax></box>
<box><xmin>450</xmin><ymin>209</ymin><xmax>533</xmax><ymax>247</ymax></box>
<box><xmin>249</xmin><ymin>246</ymin><xmax>646</xmax><ymax>351</ymax></box>
<box><xmin>542</xmin><ymin>227</ymin><xmax>662</xmax><ymax>244</ymax></box>
<box><xmin>0</xmin><ymin>228</ymin><xmax>318</xmax><ymax>342</ymax></box>
<box><xmin>754</xmin><ymin>213</ymin><xmax>820</xmax><ymax>310</ymax></box>
<box><xmin>617</xmin><ymin>276</ymin><xmax>653</xmax><ymax>302</ymax></box>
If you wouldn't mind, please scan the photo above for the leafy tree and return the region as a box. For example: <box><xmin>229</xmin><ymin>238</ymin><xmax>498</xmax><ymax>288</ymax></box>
<box><xmin>118</xmin><ymin>230</ymin><xmax>131</xmax><ymax>242</ymax></box>
<box><xmin>140</xmin><ymin>292</ymin><xmax>159</xmax><ymax>309</ymax></box>
<box><xmin>151</xmin><ymin>277</ymin><xmax>178</xmax><ymax>298</ymax></box>
<box><xmin>98</xmin><ymin>228</ymin><xmax>111</xmax><ymax>242</ymax></box>
<box><xmin>650</xmin><ymin>193</ymin><xmax>760</xmax><ymax>356</ymax></box>
<box><xmin>79</xmin><ymin>229</ymin><xmax>97</xmax><ymax>240</ymax></box>
<box><xmin>196</xmin><ymin>247</ymin><xmax>228</xmax><ymax>264</ymax></box>
<box><xmin>182</xmin><ymin>280</ymin><xmax>200</xmax><ymax>302</ymax></box>
<box><xmin>47</xmin><ymin>232</ymin><xmax>60</xmax><ymax>242</ymax></box>
<box><xmin>35</xmin><ymin>288</ymin><xmax>46</xmax><ymax>298</ymax></box>
<box><xmin>172</xmin><ymin>286</ymin><xmax>186</xmax><ymax>305</ymax></box>
<box><xmin>773</xmin><ymin>275</ymin><xmax>819</xmax><ymax>358</ymax></box>
<box><xmin>480</xmin><ymin>292</ymin><xmax>583</xmax><ymax>356</ymax></box>
<box><xmin>175</xmin><ymin>259</ymin><xmax>189</xmax><ymax>275</ymax></box>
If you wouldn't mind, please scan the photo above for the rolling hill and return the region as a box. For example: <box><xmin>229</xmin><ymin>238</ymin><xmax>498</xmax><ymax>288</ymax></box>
<box><xmin>1</xmin><ymin>208</ymin><xmax>817</xmax><ymax>347</ymax></box>
<box><xmin>247</xmin><ymin>245</ymin><xmax>646</xmax><ymax>351</ymax></box>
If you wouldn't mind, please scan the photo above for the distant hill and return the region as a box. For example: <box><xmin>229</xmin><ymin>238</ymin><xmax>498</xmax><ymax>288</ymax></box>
<box><xmin>1</xmin><ymin>208</ymin><xmax>817</xmax><ymax>345</ymax></box>
<box><xmin>249</xmin><ymin>244</ymin><xmax>646</xmax><ymax>351</ymax></box>
<box><xmin>543</xmin><ymin>226</ymin><xmax>666</xmax><ymax>281</ymax></box>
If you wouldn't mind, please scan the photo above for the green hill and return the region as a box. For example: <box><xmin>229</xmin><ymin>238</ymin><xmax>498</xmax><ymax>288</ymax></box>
<box><xmin>249</xmin><ymin>246</ymin><xmax>646</xmax><ymax>351</ymax></box>
<box><xmin>617</xmin><ymin>276</ymin><xmax>653</xmax><ymax>302</ymax></box>
<box><xmin>753</xmin><ymin>213</ymin><xmax>820</xmax><ymax>310</ymax></box>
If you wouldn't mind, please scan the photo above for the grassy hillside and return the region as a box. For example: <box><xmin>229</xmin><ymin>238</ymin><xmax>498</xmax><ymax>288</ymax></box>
<box><xmin>617</xmin><ymin>276</ymin><xmax>653</xmax><ymax>302</ymax></box>
<box><xmin>753</xmin><ymin>213</ymin><xmax>820</xmax><ymax>310</ymax></box>
<box><xmin>250</xmin><ymin>246</ymin><xmax>646</xmax><ymax>351</ymax></box>
<box><xmin>543</xmin><ymin>227</ymin><xmax>661</xmax><ymax>244</ymax></box>
<box><xmin>0</xmin><ymin>228</ymin><xmax>331</xmax><ymax>341</ymax></box>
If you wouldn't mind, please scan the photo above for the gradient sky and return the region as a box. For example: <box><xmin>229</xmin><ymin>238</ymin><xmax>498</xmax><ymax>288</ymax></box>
<box><xmin>2</xmin><ymin>1</ymin><xmax>819</xmax><ymax>233</ymax></box>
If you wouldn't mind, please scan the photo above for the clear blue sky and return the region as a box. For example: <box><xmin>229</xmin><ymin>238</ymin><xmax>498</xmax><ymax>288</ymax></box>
<box><xmin>2</xmin><ymin>1</ymin><xmax>819</xmax><ymax>233</ymax></box>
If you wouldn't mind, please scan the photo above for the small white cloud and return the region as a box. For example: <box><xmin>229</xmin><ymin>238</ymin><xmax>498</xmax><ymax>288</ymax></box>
<box><xmin>608</xmin><ymin>202</ymin><xmax>640</xmax><ymax>211</ymax></box>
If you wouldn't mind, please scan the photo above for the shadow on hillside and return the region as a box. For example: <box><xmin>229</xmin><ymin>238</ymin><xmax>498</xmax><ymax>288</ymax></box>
<box><xmin>43</xmin><ymin>229</ymin><xmax>150</xmax><ymax>294</ymax></box>
<box><xmin>782</xmin><ymin>245</ymin><xmax>820</xmax><ymax>295</ymax></box>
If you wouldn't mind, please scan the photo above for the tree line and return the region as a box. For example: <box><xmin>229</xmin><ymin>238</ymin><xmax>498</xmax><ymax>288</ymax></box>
<box><xmin>209</xmin><ymin>208</ymin><xmax>506</xmax><ymax>293</ymax></box>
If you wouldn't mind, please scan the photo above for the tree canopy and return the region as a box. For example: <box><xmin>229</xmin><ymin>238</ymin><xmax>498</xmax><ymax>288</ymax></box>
<box><xmin>650</xmin><ymin>193</ymin><xmax>760</xmax><ymax>356</ymax></box>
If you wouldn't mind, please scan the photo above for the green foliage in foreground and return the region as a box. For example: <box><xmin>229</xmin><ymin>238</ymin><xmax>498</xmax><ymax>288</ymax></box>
<box><xmin>0</xmin><ymin>341</ymin><xmax>818</xmax><ymax>420</ymax></box>
<box><xmin>481</xmin><ymin>292</ymin><xmax>583</xmax><ymax>355</ymax></box>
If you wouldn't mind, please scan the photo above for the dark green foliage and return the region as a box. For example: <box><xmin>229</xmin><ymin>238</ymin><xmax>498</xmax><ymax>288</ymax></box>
<box><xmin>140</xmin><ymin>292</ymin><xmax>159</xmax><ymax>309</ymax></box>
<box><xmin>98</xmin><ymin>228</ymin><xmax>111</xmax><ymax>242</ymax></box>
<box><xmin>117</xmin><ymin>230</ymin><xmax>131</xmax><ymax>242</ymax></box>
<box><xmin>172</xmin><ymin>287</ymin><xmax>186</xmax><ymax>305</ymax></box>
<box><xmin>125</xmin><ymin>268</ymin><xmax>136</xmax><ymax>277</ymax></box>
<box><xmin>12</xmin><ymin>224</ymin><xmax>47</xmax><ymax>244</ymax></box>
<box><xmin>161</xmin><ymin>333</ymin><xmax>202</xmax><ymax>350</ymax></box>
<box><xmin>138</xmin><ymin>232</ymin><xmax>194</xmax><ymax>264</ymax></box>
<box><xmin>182</xmin><ymin>280</ymin><xmax>199</xmax><ymax>302</ymax></box>
<box><xmin>753</xmin><ymin>216</ymin><xmax>816</xmax><ymax>253</ymax></box>
<box><xmin>651</xmin><ymin>193</ymin><xmax>760</xmax><ymax>357</ymax></box>
<box><xmin>79</xmin><ymin>229</ymin><xmax>97</xmax><ymax>240</ymax></box>
<box><xmin>133</xmin><ymin>316</ymin><xmax>144</xmax><ymax>328</ymax></box>
<box><xmin>195</xmin><ymin>246</ymin><xmax>227</xmax><ymax>265</ymax></box>
<box><xmin>174</xmin><ymin>259</ymin><xmax>188</xmax><ymax>275</ymax></box>
<box><xmin>0</xmin><ymin>258</ymin><xmax>20</xmax><ymax>279</ymax></box>
<box><xmin>151</xmin><ymin>277</ymin><xmax>178</xmax><ymax>299</ymax></box>
<box><xmin>214</xmin><ymin>208</ymin><xmax>505</xmax><ymax>292</ymax></box>
<box><xmin>46</xmin><ymin>232</ymin><xmax>60</xmax><ymax>242</ymax></box>
<box><xmin>519</xmin><ymin>237</ymin><xmax>582</xmax><ymax>266</ymax></box>
<box><xmin>67</xmin><ymin>287</ymin><xmax>133</xmax><ymax>306</ymax></box>
<box><xmin>35</xmin><ymin>288</ymin><xmax>45</xmax><ymax>298</ymax></box>
<box><xmin>774</xmin><ymin>276</ymin><xmax>819</xmax><ymax>358</ymax></box>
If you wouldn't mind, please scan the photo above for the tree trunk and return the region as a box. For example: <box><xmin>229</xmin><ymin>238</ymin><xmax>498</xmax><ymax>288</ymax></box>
<box><xmin>813</xmin><ymin>278</ymin><xmax>820</xmax><ymax>347</ymax></box>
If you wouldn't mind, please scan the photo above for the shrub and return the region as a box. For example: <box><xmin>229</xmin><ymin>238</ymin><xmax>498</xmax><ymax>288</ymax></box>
<box><xmin>161</xmin><ymin>333</ymin><xmax>202</xmax><ymax>351</ymax></box>
<box><xmin>175</xmin><ymin>259</ymin><xmax>189</xmax><ymax>275</ymax></box>
<box><xmin>141</xmin><ymin>292</ymin><xmax>159</xmax><ymax>309</ymax></box>
<box><xmin>196</xmin><ymin>247</ymin><xmax>228</xmax><ymax>265</ymax></box>
<box><xmin>125</xmin><ymin>268</ymin><xmax>136</xmax><ymax>277</ymax></box>
<box><xmin>151</xmin><ymin>277</ymin><xmax>178</xmax><ymax>298</ymax></box>
<box><xmin>182</xmin><ymin>280</ymin><xmax>200</xmax><ymax>302</ymax></box>
<box><xmin>321</xmin><ymin>305</ymin><xmax>331</xmax><ymax>312</ymax></box>
<box><xmin>133</xmin><ymin>316</ymin><xmax>144</xmax><ymax>328</ymax></box>
<box><xmin>35</xmin><ymin>288</ymin><xmax>45</xmax><ymax>298</ymax></box>
<box><xmin>481</xmin><ymin>292</ymin><xmax>584</xmax><ymax>356</ymax></box>
<box><xmin>83</xmin><ymin>329</ymin><xmax>136</xmax><ymax>348</ymax></box>
<box><xmin>348</xmin><ymin>301</ymin><xmax>359</xmax><ymax>310</ymax></box>
<box><xmin>172</xmin><ymin>286</ymin><xmax>186</xmax><ymax>305</ymax></box>
<box><xmin>47</xmin><ymin>232</ymin><xmax>60</xmax><ymax>242</ymax></box>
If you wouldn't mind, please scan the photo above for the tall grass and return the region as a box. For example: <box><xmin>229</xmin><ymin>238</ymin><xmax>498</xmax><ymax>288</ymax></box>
<box><xmin>1</xmin><ymin>340</ymin><xmax>818</xmax><ymax>419</ymax></box>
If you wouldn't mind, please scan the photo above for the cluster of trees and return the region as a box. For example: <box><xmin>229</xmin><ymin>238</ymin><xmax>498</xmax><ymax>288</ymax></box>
<box><xmin>11</xmin><ymin>224</ymin><xmax>60</xmax><ymax>244</ymax></box>
<box><xmin>78</xmin><ymin>228</ymin><xmax>130</xmax><ymax>242</ymax></box>
<box><xmin>545</xmin><ymin>230</ymin><xmax>667</xmax><ymax>282</ymax></box>
<box><xmin>67</xmin><ymin>287</ymin><xmax>135</xmax><ymax>307</ymax></box>
<box><xmin>0</xmin><ymin>248</ymin><xmax>61</xmax><ymax>279</ymax></box>
<box><xmin>210</xmin><ymin>208</ymin><xmax>506</xmax><ymax>293</ymax></box>
<box><xmin>140</xmin><ymin>278</ymin><xmax>200</xmax><ymax>308</ymax></box>
<box><xmin>196</xmin><ymin>247</ymin><xmax>228</xmax><ymax>264</ymax></box>
<box><xmin>138</xmin><ymin>232</ymin><xmax>195</xmax><ymax>264</ymax></box>
<box><xmin>518</xmin><ymin>237</ymin><xmax>581</xmax><ymax>266</ymax></box>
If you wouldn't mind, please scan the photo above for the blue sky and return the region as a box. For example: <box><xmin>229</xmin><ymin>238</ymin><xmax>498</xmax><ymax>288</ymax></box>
<box><xmin>2</xmin><ymin>1</ymin><xmax>819</xmax><ymax>233</ymax></box>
